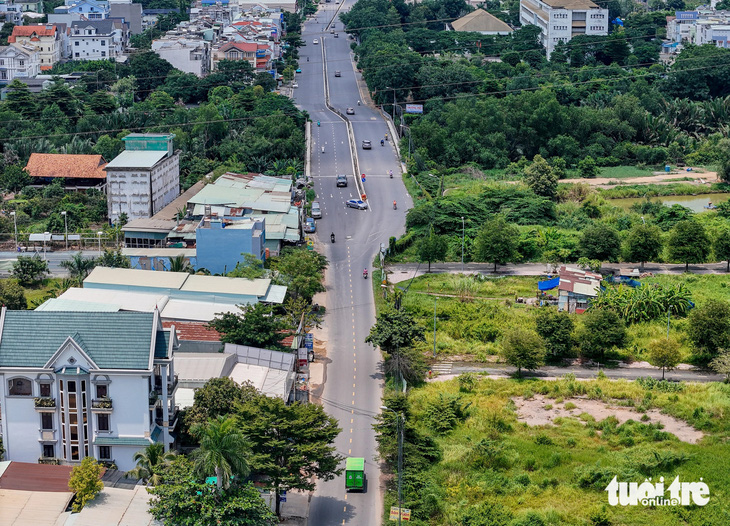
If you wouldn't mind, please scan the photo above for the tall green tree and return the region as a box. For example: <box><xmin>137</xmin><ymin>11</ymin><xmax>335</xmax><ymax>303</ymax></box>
<box><xmin>149</xmin><ymin>456</ymin><xmax>276</xmax><ymax>526</ymax></box>
<box><xmin>12</xmin><ymin>255</ymin><xmax>49</xmax><ymax>286</ymax></box>
<box><xmin>577</xmin><ymin>309</ymin><xmax>627</xmax><ymax>360</ymax></box>
<box><xmin>0</xmin><ymin>280</ymin><xmax>27</xmax><ymax>310</ymax></box>
<box><xmin>578</xmin><ymin>156</ymin><xmax>599</xmax><ymax>178</ymax></box>
<box><xmin>417</xmin><ymin>227</ymin><xmax>448</xmax><ymax>272</ymax></box>
<box><xmin>580</xmin><ymin>223</ymin><xmax>621</xmax><ymax>262</ymax></box>
<box><xmin>236</xmin><ymin>395</ymin><xmax>343</xmax><ymax>517</ymax></box>
<box><xmin>97</xmin><ymin>249</ymin><xmax>131</xmax><ymax>268</ymax></box>
<box><xmin>523</xmin><ymin>154</ymin><xmax>558</xmax><ymax>199</ymax></box>
<box><xmin>270</xmin><ymin>248</ymin><xmax>327</xmax><ymax>302</ymax></box>
<box><xmin>128</xmin><ymin>442</ymin><xmax>177</xmax><ymax>486</ymax></box>
<box><xmin>365</xmin><ymin>306</ymin><xmax>425</xmax><ymax>354</ymax></box>
<box><xmin>501</xmin><ymin>326</ymin><xmax>546</xmax><ymax>377</ymax></box>
<box><xmin>0</xmin><ymin>165</ymin><xmax>31</xmax><ymax>192</ymax></box>
<box><xmin>474</xmin><ymin>217</ymin><xmax>519</xmax><ymax>272</ymax></box>
<box><xmin>687</xmin><ymin>299</ymin><xmax>730</xmax><ymax>360</ymax></box>
<box><xmin>713</xmin><ymin>226</ymin><xmax>730</xmax><ymax>272</ymax></box>
<box><xmin>184</xmin><ymin>377</ymin><xmax>259</xmax><ymax>432</ymax></box>
<box><xmin>624</xmin><ymin>223</ymin><xmax>663</xmax><ymax>271</ymax></box>
<box><xmin>535</xmin><ymin>308</ymin><xmax>574</xmax><ymax>358</ymax></box>
<box><xmin>208</xmin><ymin>303</ymin><xmax>287</xmax><ymax>349</ymax></box>
<box><xmin>647</xmin><ymin>337</ymin><xmax>681</xmax><ymax>380</ymax></box>
<box><xmin>191</xmin><ymin>416</ymin><xmax>251</xmax><ymax>494</ymax></box>
<box><xmin>667</xmin><ymin>220</ymin><xmax>710</xmax><ymax>271</ymax></box>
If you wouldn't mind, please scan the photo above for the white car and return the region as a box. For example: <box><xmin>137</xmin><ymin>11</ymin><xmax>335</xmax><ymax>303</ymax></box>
<box><xmin>292</xmin><ymin>83</ymin><xmax>298</xmax><ymax>88</ymax></box>
<box><xmin>313</xmin><ymin>39</ymin><xmax>319</xmax><ymax>44</ymax></box>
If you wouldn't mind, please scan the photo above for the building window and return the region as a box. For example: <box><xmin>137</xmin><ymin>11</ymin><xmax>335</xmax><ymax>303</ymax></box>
<box><xmin>43</xmin><ymin>444</ymin><xmax>55</xmax><ymax>458</ymax></box>
<box><xmin>97</xmin><ymin>413</ymin><xmax>110</xmax><ymax>432</ymax></box>
<box><xmin>75</xmin><ymin>41</ymin><xmax>79</xmax><ymax>46</ymax></box>
<box><xmin>101</xmin><ymin>51</ymin><xmax>106</xmax><ymax>57</ymax></box>
<box><xmin>39</xmin><ymin>382</ymin><xmax>52</xmax><ymax>397</ymax></box>
<box><xmin>41</xmin><ymin>412</ymin><xmax>54</xmax><ymax>430</ymax></box>
<box><xmin>99</xmin><ymin>446</ymin><xmax>111</xmax><ymax>460</ymax></box>
<box><xmin>18</xmin><ymin>60</ymin><xmax>23</xmax><ymax>66</ymax></box>
<box><xmin>75</xmin><ymin>52</ymin><xmax>79</xmax><ymax>58</ymax></box>
<box><xmin>101</xmin><ymin>40</ymin><xmax>106</xmax><ymax>46</ymax></box>
<box><xmin>95</xmin><ymin>384</ymin><xmax>107</xmax><ymax>398</ymax></box>
<box><xmin>8</xmin><ymin>377</ymin><xmax>32</xmax><ymax>396</ymax></box>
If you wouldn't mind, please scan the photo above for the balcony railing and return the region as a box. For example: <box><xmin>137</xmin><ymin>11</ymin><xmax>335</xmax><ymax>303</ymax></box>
<box><xmin>154</xmin><ymin>374</ymin><xmax>179</xmax><ymax>394</ymax></box>
<box><xmin>149</xmin><ymin>391</ymin><xmax>159</xmax><ymax>407</ymax></box>
<box><xmin>34</xmin><ymin>397</ymin><xmax>56</xmax><ymax>409</ymax></box>
<box><xmin>91</xmin><ymin>397</ymin><xmax>113</xmax><ymax>410</ymax></box>
<box><xmin>38</xmin><ymin>457</ymin><xmax>60</xmax><ymax>465</ymax></box>
<box><xmin>155</xmin><ymin>405</ymin><xmax>180</xmax><ymax>427</ymax></box>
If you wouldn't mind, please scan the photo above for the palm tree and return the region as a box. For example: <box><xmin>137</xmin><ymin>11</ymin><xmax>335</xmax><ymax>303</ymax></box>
<box><xmin>191</xmin><ymin>415</ymin><xmax>250</xmax><ymax>493</ymax></box>
<box><xmin>60</xmin><ymin>252</ymin><xmax>97</xmax><ymax>286</ymax></box>
<box><xmin>167</xmin><ymin>255</ymin><xmax>193</xmax><ymax>273</ymax></box>
<box><xmin>127</xmin><ymin>443</ymin><xmax>176</xmax><ymax>485</ymax></box>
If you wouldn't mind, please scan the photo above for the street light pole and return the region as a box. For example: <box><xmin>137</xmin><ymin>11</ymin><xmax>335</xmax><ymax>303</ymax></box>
<box><xmin>392</xmin><ymin>87</ymin><xmax>396</xmax><ymax>122</ymax></box>
<box><xmin>97</xmin><ymin>231</ymin><xmax>103</xmax><ymax>255</ymax></box>
<box><xmin>10</xmin><ymin>211</ymin><xmax>17</xmax><ymax>251</ymax></box>
<box><xmin>61</xmin><ymin>211</ymin><xmax>68</xmax><ymax>250</ymax></box>
<box><xmin>461</xmin><ymin>216</ymin><xmax>465</xmax><ymax>273</ymax></box>
<box><xmin>43</xmin><ymin>231</ymin><xmax>49</xmax><ymax>260</ymax></box>
<box><xmin>381</xmin><ymin>406</ymin><xmax>403</xmax><ymax>526</ymax></box>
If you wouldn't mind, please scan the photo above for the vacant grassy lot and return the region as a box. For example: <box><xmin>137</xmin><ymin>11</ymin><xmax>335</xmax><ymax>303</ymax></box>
<box><xmin>399</xmin><ymin>376</ymin><xmax>730</xmax><ymax>525</ymax></box>
<box><xmin>400</xmin><ymin>273</ymin><xmax>730</xmax><ymax>364</ymax></box>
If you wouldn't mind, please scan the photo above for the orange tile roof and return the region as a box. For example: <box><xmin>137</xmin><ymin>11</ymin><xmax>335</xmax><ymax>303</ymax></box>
<box><xmin>9</xmin><ymin>25</ymin><xmax>57</xmax><ymax>43</ymax></box>
<box><xmin>162</xmin><ymin>321</ymin><xmax>221</xmax><ymax>342</ymax></box>
<box><xmin>25</xmin><ymin>153</ymin><xmax>107</xmax><ymax>180</ymax></box>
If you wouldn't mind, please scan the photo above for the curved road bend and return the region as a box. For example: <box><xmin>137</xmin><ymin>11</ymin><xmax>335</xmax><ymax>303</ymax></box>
<box><xmin>293</xmin><ymin>3</ymin><xmax>411</xmax><ymax>525</ymax></box>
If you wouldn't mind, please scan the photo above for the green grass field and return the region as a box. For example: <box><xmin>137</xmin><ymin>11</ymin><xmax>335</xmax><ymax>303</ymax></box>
<box><xmin>397</xmin><ymin>273</ymin><xmax>730</xmax><ymax>363</ymax></box>
<box><xmin>400</xmin><ymin>376</ymin><xmax>730</xmax><ymax>525</ymax></box>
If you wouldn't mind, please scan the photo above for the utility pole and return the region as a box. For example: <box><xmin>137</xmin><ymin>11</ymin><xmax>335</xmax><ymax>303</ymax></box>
<box><xmin>381</xmin><ymin>406</ymin><xmax>404</xmax><ymax>526</ymax></box>
<box><xmin>461</xmin><ymin>216</ymin><xmax>465</xmax><ymax>273</ymax></box>
<box><xmin>433</xmin><ymin>296</ymin><xmax>437</xmax><ymax>358</ymax></box>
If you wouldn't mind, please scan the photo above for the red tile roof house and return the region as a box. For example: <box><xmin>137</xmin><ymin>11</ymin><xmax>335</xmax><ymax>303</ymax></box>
<box><xmin>25</xmin><ymin>153</ymin><xmax>107</xmax><ymax>191</ymax></box>
<box><xmin>215</xmin><ymin>41</ymin><xmax>272</xmax><ymax>71</ymax></box>
<box><xmin>557</xmin><ymin>266</ymin><xmax>602</xmax><ymax>314</ymax></box>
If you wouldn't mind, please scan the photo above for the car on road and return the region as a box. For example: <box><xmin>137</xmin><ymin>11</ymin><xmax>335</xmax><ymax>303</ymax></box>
<box><xmin>335</xmin><ymin>70</ymin><xmax>341</xmax><ymax>77</ymax></box>
<box><xmin>304</xmin><ymin>217</ymin><xmax>316</xmax><ymax>233</ymax></box>
<box><xmin>361</xmin><ymin>139</ymin><xmax>371</xmax><ymax>149</ymax></box>
<box><xmin>346</xmin><ymin>107</ymin><xmax>354</xmax><ymax>114</ymax></box>
<box><xmin>346</xmin><ymin>199</ymin><xmax>368</xmax><ymax>210</ymax></box>
<box><xmin>296</xmin><ymin>68</ymin><xmax>301</xmax><ymax>73</ymax></box>
<box><xmin>334</xmin><ymin>31</ymin><xmax>339</xmax><ymax>37</ymax></box>
<box><xmin>292</xmin><ymin>83</ymin><xmax>298</xmax><ymax>88</ymax></box>
<box><xmin>336</xmin><ymin>174</ymin><xmax>348</xmax><ymax>187</ymax></box>
<box><xmin>311</xmin><ymin>201</ymin><xmax>322</xmax><ymax>218</ymax></box>
<box><xmin>313</xmin><ymin>39</ymin><xmax>319</xmax><ymax>44</ymax></box>
<box><xmin>330</xmin><ymin>29</ymin><xmax>335</xmax><ymax>34</ymax></box>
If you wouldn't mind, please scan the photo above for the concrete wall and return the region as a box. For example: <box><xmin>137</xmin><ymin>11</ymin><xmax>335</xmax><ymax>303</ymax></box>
<box><xmin>150</xmin><ymin>152</ymin><xmax>180</xmax><ymax>216</ymax></box>
<box><xmin>131</xmin><ymin>255</ymin><xmax>197</xmax><ymax>271</ymax></box>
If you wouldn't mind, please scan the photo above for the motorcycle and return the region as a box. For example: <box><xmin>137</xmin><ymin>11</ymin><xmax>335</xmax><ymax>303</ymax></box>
<box><xmin>393</xmin><ymin>201</ymin><xmax>397</xmax><ymax>210</ymax></box>
<box><xmin>321</xmin><ymin>146</ymin><xmax>325</xmax><ymax>153</ymax></box>
<box><xmin>307</xmin><ymin>57</ymin><xmax>309</xmax><ymax>62</ymax></box>
<box><xmin>357</xmin><ymin>101</ymin><xmax>361</xmax><ymax>106</ymax></box>
<box><xmin>317</xmin><ymin>121</ymin><xmax>320</xmax><ymax>126</ymax></box>
<box><xmin>331</xmin><ymin>232</ymin><xmax>335</xmax><ymax>243</ymax></box>
<box><xmin>389</xmin><ymin>170</ymin><xmax>393</xmax><ymax>179</ymax></box>
<box><xmin>380</xmin><ymin>139</ymin><xmax>384</xmax><ymax>146</ymax></box>
<box><xmin>363</xmin><ymin>269</ymin><xmax>368</xmax><ymax>279</ymax></box>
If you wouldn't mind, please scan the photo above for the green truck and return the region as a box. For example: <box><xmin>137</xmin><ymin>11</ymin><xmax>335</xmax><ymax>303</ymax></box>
<box><xmin>345</xmin><ymin>457</ymin><xmax>365</xmax><ymax>492</ymax></box>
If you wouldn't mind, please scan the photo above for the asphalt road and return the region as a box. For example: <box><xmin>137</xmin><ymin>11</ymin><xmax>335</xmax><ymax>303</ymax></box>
<box><xmin>0</xmin><ymin>250</ymin><xmax>101</xmax><ymax>276</ymax></box>
<box><xmin>294</xmin><ymin>5</ymin><xmax>410</xmax><ymax>525</ymax></box>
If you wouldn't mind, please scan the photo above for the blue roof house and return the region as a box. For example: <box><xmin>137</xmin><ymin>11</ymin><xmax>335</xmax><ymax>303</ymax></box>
<box><xmin>0</xmin><ymin>309</ymin><xmax>179</xmax><ymax>471</ymax></box>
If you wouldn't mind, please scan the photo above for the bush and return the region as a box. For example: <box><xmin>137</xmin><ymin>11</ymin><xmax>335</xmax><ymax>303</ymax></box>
<box><xmin>68</xmin><ymin>457</ymin><xmax>104</xmax><ymax>512</ymax></box>
<box><xmin>576</xmin><ymin>309</ymin><xmax>627</xmax><ymax>360</ymax></box>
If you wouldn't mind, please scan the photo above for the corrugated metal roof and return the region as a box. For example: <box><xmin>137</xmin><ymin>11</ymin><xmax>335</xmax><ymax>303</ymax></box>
<box><xmin>161</xmin><ymin>299</ymin><xmax>238</xmax><ymax>322</ymax></box>
<box><xmin>57</xmin><ymin>287</ymin><xmax>169</xmax><ymax>312</ymax></box>
<box><xmin>174</xmin><ymin>352</ymin><xmax>236</xmax><ymax>386</ymax></box>
<box><xmin>122</xmin><ymin>218</ymin><xmax>177</xmax><ymax>233</ymax></box>
<box><xmin>0</xmin><ymin>461</ymin><xmax>74</xmax><ymax>492</ymax></box>
<box><xmin>104</xmin><ymin>150</ymin><xmax>167</xmax><ymax>169</ymax></box>
<box><xmin>229</xmin><ymin>363</ymin><xmax>293</xmax><ymax>400</ymax></box>
<box><xmin>181</xmin><ymin>274</ymin><xmax>271</xmax><ymax>297</ymax></box>
<box><xmin>261</xmin><ymin>284</ymin><xmax>287</xmax><ymax>304</ymax></box>
<box><xmin>0</xmin><ymin>311</ymin><xmax>155</xmax><ymax>369</ymax></box>
<box><xmin>122</xmin><ymin>248</ymin><xmax>197</xmax><ymax>258</ymax></box>
<box><xmin>85</xmin><ymin>267</ymin><xmax>190</xmax><ymax>290</ymax></box>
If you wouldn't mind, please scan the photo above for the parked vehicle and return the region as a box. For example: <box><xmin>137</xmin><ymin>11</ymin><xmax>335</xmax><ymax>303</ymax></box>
<box><xmin>313</xmin><ymin>39</ymin><xmax>319</xmax><ymax>44</ymax></box>
<box><xmin>345</xmin><ymin>458</ymin><xmax>365</xmax><ymax>491</ymax></box>
<box><xmin>311</xmin><ymin>201</ymin><xmax>322</xmax><ymax>218</ymax></box>
<box><xmin>304</xmin><ymin>218</ymin><xmax>316</xmax><ymax>233</ymax></box>
<box><xmin>346</xmin><ymin>199</ymin><xmax>368</xmax><ymax>210</ymax></box>
<box><xmin>346</xmin><ymin>107</ymin><xmax>355</xmax><ymax>114</ymax></box>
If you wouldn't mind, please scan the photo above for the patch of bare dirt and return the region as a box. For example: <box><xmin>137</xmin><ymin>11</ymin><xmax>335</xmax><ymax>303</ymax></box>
<box><xmin>559</xmin><ymin>169</ymin><xmax>717</xmax><ymax>187</ymax></box>
<box><xmin>513</xmin><ymin>394</ymin><xmax>704</xmax><ymax>444</ymax></box>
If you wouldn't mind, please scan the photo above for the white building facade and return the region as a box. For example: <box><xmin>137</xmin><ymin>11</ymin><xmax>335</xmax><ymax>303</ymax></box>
<box><xmin>0</xmin><ymin>44</ymin><xmax>40</xmax><ymax>83</ymax></box>
<box><xmin>105</xmin><ymin>133</ymin><xmax>181</xmax><ymax>223</ymax></box>
<box><xmin>69</xmin><ymin>19</ymin><xmax>129</xmax><ymax>60</ymax></box>
<box><xmin>0</xmin><ymin>310</ymin><xmax>179</xmax><ymax>471</ymax></box>
<box><xmin>151</xmin><ymin>37</ymin><xmax>212</xmax><ymax>77</ymax></box>
<box><xmin>520</xmin><ymin>0</ymin><xmax>608</xmax><ymax>58</ymax></box>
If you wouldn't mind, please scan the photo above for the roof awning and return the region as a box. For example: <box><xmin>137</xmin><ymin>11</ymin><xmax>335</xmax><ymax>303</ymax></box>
<box><xmin>55</xmin><ymin>366</ymin><xmax>89</xmax><ymax>375</ymax></box>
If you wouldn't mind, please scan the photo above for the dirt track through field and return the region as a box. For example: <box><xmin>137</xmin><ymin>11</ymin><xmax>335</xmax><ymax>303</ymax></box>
<box><xmin>559</xmin><ymin>169</ymin><xmax>718</xmax><ymax>186</ymax></box>
<box><xmin>514</xmin><ymin>394</ymin><xmax>704</xmax><ymax>444</ymax></box>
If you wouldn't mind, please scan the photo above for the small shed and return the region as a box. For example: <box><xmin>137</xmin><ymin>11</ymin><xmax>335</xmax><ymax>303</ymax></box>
<box><xmin>557</xmin><ymin>266</ymin><xmax>602</xmax><ymax>313</ymax></box>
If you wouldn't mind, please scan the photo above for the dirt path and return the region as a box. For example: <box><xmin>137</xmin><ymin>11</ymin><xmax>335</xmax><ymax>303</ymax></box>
<box><xmin>559</xmin><ymin>169</ymin><xmax>717</xmax><ymax>186</ymax></box>
<box><xmin>513</xmin><ymin>394</ymin><xmax>704</xmax><ymax>444</ymax></box>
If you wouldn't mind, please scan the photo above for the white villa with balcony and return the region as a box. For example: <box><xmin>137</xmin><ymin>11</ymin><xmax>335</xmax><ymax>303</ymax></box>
<box><xmin>0</xmin><ymin>309</ymin><xmax>179</xmax><ymax>471</ymax></box>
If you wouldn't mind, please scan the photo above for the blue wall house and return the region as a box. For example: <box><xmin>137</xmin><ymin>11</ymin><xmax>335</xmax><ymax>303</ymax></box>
<box><xmin>196</xmin><ymin>217</ymin><xmax>265</xmax><ymax>275</ymax></box>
